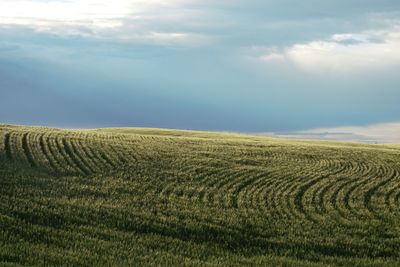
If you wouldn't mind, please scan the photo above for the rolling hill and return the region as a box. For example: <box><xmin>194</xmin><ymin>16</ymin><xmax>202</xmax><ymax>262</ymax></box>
<box><xmin>1</xmin><ymin>124</ymin><xmax>400</xmax><ymax>266</ymax></box>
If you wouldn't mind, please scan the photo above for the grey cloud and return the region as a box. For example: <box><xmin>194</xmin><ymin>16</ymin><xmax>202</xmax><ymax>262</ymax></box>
<box><xmin>1</xmin><ymin>1</ymin><xmax>400</xmax><ymax>133</ymax></box>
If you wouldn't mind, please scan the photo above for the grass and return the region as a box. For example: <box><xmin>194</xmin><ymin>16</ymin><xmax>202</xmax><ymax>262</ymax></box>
<box><xmin>1</xmin><ymin>124</ymin><xmax>400</xmax><ymax>266</ymax></box>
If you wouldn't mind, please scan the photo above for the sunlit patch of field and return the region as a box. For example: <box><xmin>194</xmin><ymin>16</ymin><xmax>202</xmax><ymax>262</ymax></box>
<box><xmin>1</xmin><ymin>125</ymin><xmax>400</xmax><ymax>266</ymax></box>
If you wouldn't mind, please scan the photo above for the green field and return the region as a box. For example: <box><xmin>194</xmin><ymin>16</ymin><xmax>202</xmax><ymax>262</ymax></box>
<box><xmin>1</xmin><ymin>124</ymin><xmax>400</xmax><ymax>266</ymax></box>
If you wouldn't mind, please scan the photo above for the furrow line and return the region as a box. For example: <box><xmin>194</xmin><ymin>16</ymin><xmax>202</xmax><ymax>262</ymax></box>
<box><xmin>22</xmin><ymin>132</ymin><xmax>37</xmax><ymax>168</ymax></box>
<box><xmin>39</xmin><ymin>134</ymin><xmax>59</xmax><ymax>173</ymax></box>
<box><xmin>62</xmin><ymin>138</ymin><xmax>92</xmax><ymax>175</ymax></box>
<box><xmin>4</xmin><ymin>132</ymin><xmax>12</xmax><ymax>161</ymax></box>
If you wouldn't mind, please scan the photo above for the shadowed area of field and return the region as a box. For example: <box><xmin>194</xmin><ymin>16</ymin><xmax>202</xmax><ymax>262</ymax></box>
<box><xmin>1</xmin><ymin>125</ymin><xmax>400</xmax><ymax>266</ymax></box>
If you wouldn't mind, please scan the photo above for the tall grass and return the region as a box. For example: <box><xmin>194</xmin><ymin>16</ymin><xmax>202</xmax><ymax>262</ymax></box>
<box><xmin>1</xmin><ymin>125</ymin><xmax>400</xmax><ymax>266</ymax></box>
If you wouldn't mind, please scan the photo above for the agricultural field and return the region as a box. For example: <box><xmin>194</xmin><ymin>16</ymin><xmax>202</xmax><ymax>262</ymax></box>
<box><xmin>1</xmin><ymin>124</ymin><xmax>400</xmax><ymax>266</ymax></box>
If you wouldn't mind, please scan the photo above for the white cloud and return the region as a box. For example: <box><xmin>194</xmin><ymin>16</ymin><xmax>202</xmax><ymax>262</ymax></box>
<box><xmin>272</xmin><ymin>122</ymin><xmax>400</xmax><ymax>144</ymax></box>
<box><xmin>0</xmin><ymin>0</ymin><xmax>132</xmax><ymax>23</ymax></box>
<box><xmin>259</xmin><ymin>52</ymin><xmax>285</xmax><ymax>63</ymax></box>
<box><xmin>0</xmin><ymin>0</ymin><xmax>211</xmax><ymax>46</ymax></box>
<box><xmin>260</xmin><ymin>26</ymin><xmax>400</xmax><ymax>74</ymax></box>
<box><xmin>143</xmin><ymin>32</ymin><xmax>212</xmax><ymax>46</ymax></box>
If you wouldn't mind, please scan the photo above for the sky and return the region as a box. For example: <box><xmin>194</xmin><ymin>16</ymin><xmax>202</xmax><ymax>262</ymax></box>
<box><xmin>0</xmin><ymin>0</ymin><xmax>400</xmax><ymax>142</ymax></box>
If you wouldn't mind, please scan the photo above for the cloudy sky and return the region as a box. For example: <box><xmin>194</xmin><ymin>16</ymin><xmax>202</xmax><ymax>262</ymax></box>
<box><xmin>1</xmin><ymin>0</ymin><xmax>399</xmax><ymax>142</ymax></box>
